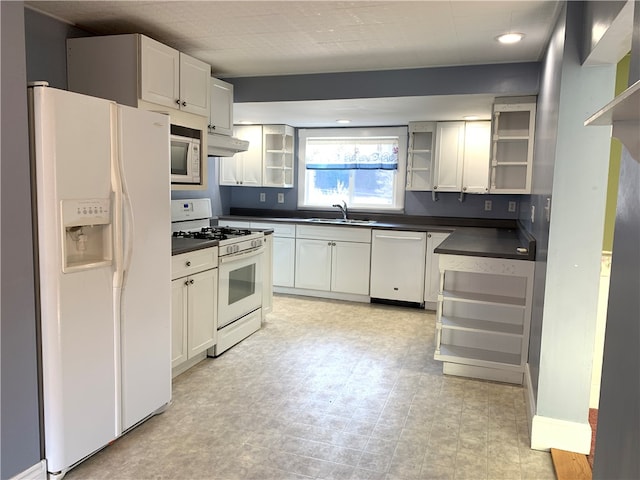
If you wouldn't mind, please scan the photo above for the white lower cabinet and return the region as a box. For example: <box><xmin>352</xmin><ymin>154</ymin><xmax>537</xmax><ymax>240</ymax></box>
<box><xmin>250</xmin><ymin>222</ymin><xmax>296</xmax><ymax>288</ymax></box>
<box><xmin>370</xmin><ymin>230</ymin><xmax>426</xmax><ymax>303</ymax></box>
<box><xmin>434</xmin><ymin>254</ymin><xmax>534</xmax><ymax>384</ymax></box>
<box><xmin>424</xmin><ymin>232</ymin><xmax>451</xmax><ymax>308</ymax></box>
<box><xmin>171</xmin><ymin>247</ymin><xmax>218</xmax><ymax>375</ymax></box>
<box><xmin>295</xmin><ymin>225</ymin><xmax>371</xmax><ymax>296</ymax></box>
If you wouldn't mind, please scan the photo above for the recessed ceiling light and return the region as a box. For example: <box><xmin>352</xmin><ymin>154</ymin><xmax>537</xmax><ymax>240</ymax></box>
<box><xmin>336</xmin><ymin>119</ymin><xmax>351</xmax><ymax>124</ymax></box>
<box><xmin>496</xmin><ymin>32</ymin><xmax>525</xmax><ymax>44</ymax></box>
<box><xmin>463</xmin><ymin>115</ymin><xmax>480</xmax><ymax>121</ymax></box>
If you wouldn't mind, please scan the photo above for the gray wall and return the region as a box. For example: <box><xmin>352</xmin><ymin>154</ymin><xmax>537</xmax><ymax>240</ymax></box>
<box><xmin>519</xmin><ymin>4</ymin><xmax>566</xmax><ymax>396</ymax></box>
<box><xmin>593</xmin><ymin>2</ymin><xmax>640</xmax><ymax>477</ymax></box>
<box><xmin>1</xmin><ymin>2</ymin><xmax>42</xmax><ymax>478</ymax></box>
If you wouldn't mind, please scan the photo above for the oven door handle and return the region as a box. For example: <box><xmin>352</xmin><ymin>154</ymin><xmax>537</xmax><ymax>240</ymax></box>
<box><xmin>219</xmin><ymin>246</ymin><xmax>265</xmax><ymax>264</ymax></box>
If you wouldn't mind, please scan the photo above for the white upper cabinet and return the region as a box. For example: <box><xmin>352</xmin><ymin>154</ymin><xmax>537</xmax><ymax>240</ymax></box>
<box><xmin>461</xmin><ymin>121</ymin><xmax>491</xmax><ymax>193</ymax></box>
<box><xmin>490</xmin><ymin>99</ymin><xmax>536</xmax><ymax>194</ymax></box>
<box><xmin>140</xmin><ymin>35</ymin><xmax>210</xmax><ymax>117</ymax></box>
<box><xmin>219</xmin><ymin>124</ymin><xmax>295</xmax><ymax>188</ymax></box>
<box><xmin>406</xmin><ymin>121</ymin><xmax>436</xmax><ymax>191</ymax></box>
<box><xmin>208</xmin><ymin>77</ymin><xmax>234</xmax><ymax>136</ymax></box>
<box><xmin>432</xmin><ymin>121</ymin><xmax>491</xmax><ymax>194</ymax></box>
<box><xmin>67</xmin><ymin>34</ymin><xmax>210</xmax><ymax>118</ymax></box>
<box><xmin>433</xmin><ymin>122</ymin><xmax>466</xmax><ymax>192</ymax></box>
<box><xmin>219</xmin><ymin>125</ymin><xmax>263</xmax><ymax>186</ymax></box>
<box><xmin>139</xmin><ymin>36</ymin><xmax>180</xmax><ymax>109</ymax></box>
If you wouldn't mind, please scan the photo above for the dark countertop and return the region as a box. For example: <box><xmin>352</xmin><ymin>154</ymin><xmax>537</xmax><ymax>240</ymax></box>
<box><xmin>217</xmin><ymin>210</ymin><xmax>536</xmax><ymax>261</ymax></box>
<box><xmin>172</xmin><ymin>237</ymin><xmax>218</xmax><ymax>255</ymax></box>
<box><xmin>434</xmin><ymin>227</ymin><xmax>535</xmax><ymax>260</ymax></box>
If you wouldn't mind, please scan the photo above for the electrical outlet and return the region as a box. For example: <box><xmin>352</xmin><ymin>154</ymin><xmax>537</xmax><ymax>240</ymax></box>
<box><xmin>484</xmin><ymin>200</ymin><xmax>492</xmax><ymax>211</ymax></box>
<box><xmin>277</xmin><ymin>193</ymin><xmax>285</xmax><ymax>204</ymax></box>
<box><xmin>508</xmin><ymin>201</ymin><xmax>517</xmax><ymax>212</ymax></box>
<box><xmin>259</xmin><ymin>192</ymin><xmax>266</xmax><ymax>202</ymax></box>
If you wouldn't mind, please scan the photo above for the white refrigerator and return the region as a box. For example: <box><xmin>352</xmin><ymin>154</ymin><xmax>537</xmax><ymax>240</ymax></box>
<box><xmin>28</xmin><ymin>83</ymin><xmax>172</xmax><ymax>477</ymax></box>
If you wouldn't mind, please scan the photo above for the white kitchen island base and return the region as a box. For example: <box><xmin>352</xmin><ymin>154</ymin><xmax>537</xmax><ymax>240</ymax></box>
<box><xmin>434</xmin><ymin>254</ymin><xmax>534</xmax><ymax>385</ymax></box>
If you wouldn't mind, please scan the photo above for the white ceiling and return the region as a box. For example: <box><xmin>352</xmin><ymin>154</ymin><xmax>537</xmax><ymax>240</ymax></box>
<box><xmin>26</xmin><ymin>0</ymin><xmax>562</xmax><ymax>126</ymax></box>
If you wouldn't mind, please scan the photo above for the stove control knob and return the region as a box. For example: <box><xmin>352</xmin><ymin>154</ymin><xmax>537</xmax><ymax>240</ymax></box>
<box><xmin>234</xmin><ymin>245</ymin><xmax>239</xmax><ymax>253</ymax></box>
<box><xmin>226</xmin><ymin>246</ymin><xmax>232</xmax><ymax>254</ymax></box>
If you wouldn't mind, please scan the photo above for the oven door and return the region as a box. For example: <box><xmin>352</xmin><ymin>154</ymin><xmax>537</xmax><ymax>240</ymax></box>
<box><xmin>218</xmin><ymin>247</ymin><xmax>264</xmax><ymax>329</ymax></box>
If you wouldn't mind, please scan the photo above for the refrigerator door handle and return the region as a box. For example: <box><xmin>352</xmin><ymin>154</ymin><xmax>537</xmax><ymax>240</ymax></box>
<box><xmin>111</xmin><ymin>103</ymin><xmax>125</xmax><ymax>290</ymax></box>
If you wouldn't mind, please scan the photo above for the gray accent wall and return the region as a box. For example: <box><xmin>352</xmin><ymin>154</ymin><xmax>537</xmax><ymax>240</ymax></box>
<box><xmin>226</xmin><ymin>63</ymin><xmax>540</xmax><ymax>102</ymax></box>
<box><xmin>593</xmin><ymin>2</ymin><xmax>640</xmax><ymax>477</ymax></box>
<box><xmin>1</xmin><ymin>2</ymin><xmax>42</xmax><ymax>478</ymax></box>
<box><xmin>521</xmin><ymin>4</ymin><xmax>566</xmax><ymax>397</ymax></box>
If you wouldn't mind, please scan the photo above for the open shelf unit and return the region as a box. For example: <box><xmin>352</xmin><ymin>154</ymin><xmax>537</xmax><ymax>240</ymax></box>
<box><xmin>434</xmin><ymin>254</ymin><xmax>535</xmax><ymax>384</ymax></box>
<box><xmin>262</xmin><ymin>124</ymin><xmax>295</xmax><ymax>187</ymax></box>
<box><xmin>490</xmin><ymin>99</ymin><xmax>536</xmax><ymax>194</ymax></box>
<box><xmin>406</xmin><ymin>121</ymin><xmax>436</xmax><ymax>191</ymax></box>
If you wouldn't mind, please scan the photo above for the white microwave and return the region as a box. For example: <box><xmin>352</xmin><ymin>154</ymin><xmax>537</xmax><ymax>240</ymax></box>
<box><xmin>170</xmin><ymin>125</ymin><xmax>201</xmax><ymax>185</ymax></box>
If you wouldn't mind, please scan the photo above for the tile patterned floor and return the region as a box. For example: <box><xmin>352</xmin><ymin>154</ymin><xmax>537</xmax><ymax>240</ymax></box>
<box><xmin>65</xmin><ymin>295</ymin><xmax>555</xmax><ymax>480</ymax></box>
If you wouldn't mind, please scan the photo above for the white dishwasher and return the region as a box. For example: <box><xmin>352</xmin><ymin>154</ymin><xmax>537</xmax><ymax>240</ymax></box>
<box><xmin>370</xmin><ymin>229</ymin><xmax>427</xmax><ymax>304</ymax></box>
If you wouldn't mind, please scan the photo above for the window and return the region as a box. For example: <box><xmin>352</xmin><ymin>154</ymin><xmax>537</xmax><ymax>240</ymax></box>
<box><xmin>297</xmin><ymin>127</ymin><xmax>407</xmax><ymax>211</ymax></box>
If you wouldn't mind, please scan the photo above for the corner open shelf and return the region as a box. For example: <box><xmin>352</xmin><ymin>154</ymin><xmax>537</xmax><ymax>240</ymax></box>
<box><xmin>585</xmin><ymin>79</ymin><xmax>640</xmax><ymax>160</ymax></box>
<box><xmin>434</xmin><ymin>254</ymin><xmax>535</xmax><ymax>384</ymax></box>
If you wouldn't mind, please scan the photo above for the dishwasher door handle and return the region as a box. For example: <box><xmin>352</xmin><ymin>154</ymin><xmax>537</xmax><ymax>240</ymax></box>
<box><xmin>374</xmin><ymin>234</ymin><xmax>424</xmax><ymax>241</ymax></box>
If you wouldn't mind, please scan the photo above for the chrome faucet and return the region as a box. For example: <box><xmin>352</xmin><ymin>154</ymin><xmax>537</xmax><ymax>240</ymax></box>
<box><xmin>332</xmin><ymin>200</ymin><xmax>348</xmax><ymax>220</ymax></box>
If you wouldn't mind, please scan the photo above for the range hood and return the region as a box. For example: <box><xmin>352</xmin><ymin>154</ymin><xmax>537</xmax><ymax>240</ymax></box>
<box><xmin>207</xmin><ymin>132</ymin><xmax>249</xmax><ymax>157</ymax></box>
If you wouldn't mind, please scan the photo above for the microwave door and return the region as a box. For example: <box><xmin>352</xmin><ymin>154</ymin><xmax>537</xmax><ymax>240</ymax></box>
<box><xmin>171</xmin><ymin>142</ymin><xmax>189</xmax><ymax>176</ymax></box>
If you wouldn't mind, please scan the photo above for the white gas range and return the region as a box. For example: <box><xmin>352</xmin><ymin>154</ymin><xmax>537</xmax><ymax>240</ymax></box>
<box><xmin>171</xmin><ymin>199</ymin><xmax>264</xmax><ymax>356</ymax></box>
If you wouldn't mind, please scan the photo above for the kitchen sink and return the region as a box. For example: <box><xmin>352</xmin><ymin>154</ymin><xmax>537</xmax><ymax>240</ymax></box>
<box><xmin>304</xmin><ymin>218</ymin><xmax>376</xmax><ymax>225</ymax></box>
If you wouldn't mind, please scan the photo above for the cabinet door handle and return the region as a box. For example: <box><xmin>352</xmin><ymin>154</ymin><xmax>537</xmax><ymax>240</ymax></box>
<box><xmin>175</xmin><ymin>99</ymin><xmax>181</xmax><ymax>105</ymax></box>
<box><xmin>181</xmin><ymin>101</ymin><xmax>187</xmax><ymax>107</ymax></box>
<box><xmin>428</xmin><ymin>234</ymin><xmax>432</xmax><ymax>238</ymax></box>
<box><xmin>189</xmin><ymin>279</ymin><xmax>194</xmax><ymax>285</ymax></box>
<box><xmin>185</xmin><ymin>261</ymin><xmax>191</xmax><ymax>267</ymax></box>
<box><xmin>184</xmin><ymin>280</ymin><xmax>189</xmax><ymax>286</ymax></box>
<box><xmin>327</xmin><ymin>241</ymin><xmax>332</xmax><ymax>246</ymax></box>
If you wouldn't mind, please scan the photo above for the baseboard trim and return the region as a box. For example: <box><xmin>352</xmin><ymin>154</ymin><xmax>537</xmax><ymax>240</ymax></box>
<box><xmin>524</xmin><ymin>363</ymin><xmax>537</xmax><ymax>437</ymax></box>
<box><xmin>10</xmin><ymin>460</ymin><xmax>47</xmax><ymax>480</ymax></box>
<box><xmin>531</xmin><ymin>414</ymin><xmax>593</xmax><ymax>454</ymax></box>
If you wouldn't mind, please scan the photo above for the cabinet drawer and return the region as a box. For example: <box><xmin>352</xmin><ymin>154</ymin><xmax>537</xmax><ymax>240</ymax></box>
<box><xmin>251</xmin><ymin>222</ymin><xmax>296</xmax><ymax>238</ymax></box>
<box><xmin>296</xmin><ymin>224</ymin><xmax>371</xmax><ymax>243</ymax></box>
<box><xmin>172</xmin><ymin>247</ymin><xmax>218</xmax><ymax>279</ymax></box>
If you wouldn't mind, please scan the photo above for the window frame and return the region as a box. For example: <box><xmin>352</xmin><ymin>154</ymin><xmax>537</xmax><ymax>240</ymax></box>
<box><xmin>297</xmin><ymin>126</ymin><xmax>408</xmax><ymax>212</ymax></box>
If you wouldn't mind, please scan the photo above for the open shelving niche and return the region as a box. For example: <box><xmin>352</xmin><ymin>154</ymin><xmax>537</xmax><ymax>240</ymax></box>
<box><xmin>490</xmin><ymin>98</ymin><xmax>536</xmax><ymax>194</ymax></box>
<box><xmin>406</xmin><ymin>121</ymin><xmax>436</xmax><ymax>191</ymax></box>
<box><xmin>434</xmin><ymin>254</ymin><xmax>535</xmax><ymax>384</ymax></box>
<box><xmin>263</xmin><ymin>124</ymin><xmax>295</xmax><ymax>187</ymax></box>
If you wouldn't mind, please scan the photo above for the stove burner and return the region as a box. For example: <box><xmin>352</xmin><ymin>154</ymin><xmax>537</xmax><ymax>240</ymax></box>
<box><xmin>172</xmin><ymin>226</ymin><xmax>255</xmax><ymax>241</ymax></box>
